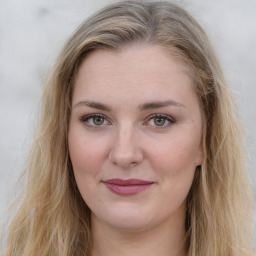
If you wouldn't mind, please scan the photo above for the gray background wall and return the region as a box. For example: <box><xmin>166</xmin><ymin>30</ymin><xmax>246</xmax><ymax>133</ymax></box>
<box><xmin>0</xmin><ymin>0</ymin><xmax>255</xmax><ymax>224</ymax></box>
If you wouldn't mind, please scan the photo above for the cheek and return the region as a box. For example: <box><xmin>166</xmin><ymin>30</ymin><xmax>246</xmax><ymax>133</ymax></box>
<box><xmin>151</xmin><ymin>137</ymin><xmax>199</xmax><ymax>174</ymax></box>
<box><xmin>68</xmin><ymin>128</ymin><xmax>109</xmax><ymax>204</ymax></box>
<box><xmin>146</xmin><ymin>135</ymin><xmax>198</xmax><ymax>217</ymax></box>
<box><xmin>146</xmin><ymin>129</ymin><xmax>201</xmax><ymax>199</ymax></box>
<box><xmin>68</xmin><ymin>127</ymin><xmax>106</xmax><ymax>177</ymax></box>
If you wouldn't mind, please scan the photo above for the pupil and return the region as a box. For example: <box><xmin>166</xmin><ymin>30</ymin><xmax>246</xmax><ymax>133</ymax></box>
<box><xmin>93</xmin><ymin>117</ymin><xmax>104</xmax><ymax>125</ymax></box>
<box><xmin>154</xmin><ymin>117</ymin><xmax>165</xmax><ymax>126</ymax></box>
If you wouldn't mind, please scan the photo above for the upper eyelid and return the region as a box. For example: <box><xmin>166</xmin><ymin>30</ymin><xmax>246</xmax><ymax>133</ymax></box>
<box><xmin>147</xmin><ymin>113</ymin><xmax>176</xmax><ymax>122</ymax></box>
<box><xmin>80</xmin><ymin>113</ymin><xmax>112</xmax><ymax>124</ymax></box>
<box><xmin>80</xmin><ymin>114</ymin><xmax>112</xmax><ymax>129</ymax></box>
<box><xmin>145</xmin><ymin>114</ymin><xmax>176</xmax><ymax>128</ymax></box>
<box><xmin>80</xmin><ymin>113</ymin><xmax>108</xmax><ymax>120</ymax></box>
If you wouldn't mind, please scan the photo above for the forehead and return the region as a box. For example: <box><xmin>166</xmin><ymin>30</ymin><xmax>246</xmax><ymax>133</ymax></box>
<box><xmin>72</xmin><ymin>44</ymin><xmax>197</xmax><ymax>108</ymax></box>
<box><xmin>77</xmin><ymin>44</ymin><xmax>192</xmax><ymax>79</ymax></box>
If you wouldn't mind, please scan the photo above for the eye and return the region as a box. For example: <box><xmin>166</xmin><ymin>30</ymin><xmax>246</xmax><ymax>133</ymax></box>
<box><xmin>80</xmin><ymin>114</ymin><xmax>110</xmax><ymax>127</ymax></box>
<box><xmin>146</xmin><ymin>114</ymin><xmax>175</xmax><ymax>128</ymax></box>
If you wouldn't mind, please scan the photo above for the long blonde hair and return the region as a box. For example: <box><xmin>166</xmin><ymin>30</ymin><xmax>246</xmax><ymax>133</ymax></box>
<box><xmin>3</xmin><ymin>1</ymin><xmax>254</xmax><ymax>255</ymax></box>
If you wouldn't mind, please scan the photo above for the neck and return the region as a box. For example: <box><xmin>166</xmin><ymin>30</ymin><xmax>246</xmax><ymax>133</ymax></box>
<box><xmin>90</xmin><ymin>213</ymin><xmax>187</xmax><ymax>256</ymax></box>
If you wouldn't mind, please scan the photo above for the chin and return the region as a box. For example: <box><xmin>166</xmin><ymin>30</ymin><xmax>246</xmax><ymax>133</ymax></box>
<box><xmin>92</xmin><ymin>204</ymin><xmax>155</xmax><ymax>232</ymax></box>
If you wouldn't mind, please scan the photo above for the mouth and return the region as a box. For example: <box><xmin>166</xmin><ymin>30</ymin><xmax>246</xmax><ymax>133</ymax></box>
<box><xmin>102</xmin><ymin>179</ymin><xmax>154</xmax><ymax>196</ymax></box>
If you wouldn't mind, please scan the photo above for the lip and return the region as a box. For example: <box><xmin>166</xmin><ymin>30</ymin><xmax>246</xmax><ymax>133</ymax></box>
<box><xmin>102</xmin><ymin>179</ymin><xmax>154</xmax><ymax>196</ymax></box>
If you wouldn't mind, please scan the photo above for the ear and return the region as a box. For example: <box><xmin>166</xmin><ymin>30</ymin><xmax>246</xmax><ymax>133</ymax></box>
<box><xmin>195</xmin><ymin>143</ymin><xmax>204</xmax><ymax>166</ymax></box>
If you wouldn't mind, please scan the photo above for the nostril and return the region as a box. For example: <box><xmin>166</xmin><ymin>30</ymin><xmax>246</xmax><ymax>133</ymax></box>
<box><xmin>108</xmin><ymin>129</ymin><xmax>144</xmax><ymax>168</ymax></box>
<box><xmin>108</xmin><ymin>147</ymin><xmax>143</xmax><ymax>168</ymax></box>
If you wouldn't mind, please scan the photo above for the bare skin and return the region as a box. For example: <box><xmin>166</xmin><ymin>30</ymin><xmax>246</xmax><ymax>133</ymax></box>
<box><xmin>69</xmin><ymin>44</ymin><xmax>203</xmax><ymax>256</ymax></box>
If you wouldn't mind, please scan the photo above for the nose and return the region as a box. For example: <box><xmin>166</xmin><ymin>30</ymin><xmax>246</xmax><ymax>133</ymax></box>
<box><xmin>108</xmin><ymin>126</ymin><xmax>144</xmax><ymax>168</ymax></box>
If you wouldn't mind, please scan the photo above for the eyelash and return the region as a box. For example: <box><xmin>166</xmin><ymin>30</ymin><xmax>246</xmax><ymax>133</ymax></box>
<box><xmin>145</xmin><ymin>114</ymin><xmax>176</xmax><ymax>128</ymax></box>
<box><xmin>80</xmin><ymin>114</ymin><xmax>110</xmax><ymax>127</ymax></box>
<box><xmin>80</xmin><ymin>113</ymin><xmax>176</xmax><ymax>129</ymax></box>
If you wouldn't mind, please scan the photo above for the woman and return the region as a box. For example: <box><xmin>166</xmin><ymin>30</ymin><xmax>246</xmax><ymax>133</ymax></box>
<box><xmin>3</xmin><ymin>1</ymin><xmax>254</xmax><ymax>255</ymax></box>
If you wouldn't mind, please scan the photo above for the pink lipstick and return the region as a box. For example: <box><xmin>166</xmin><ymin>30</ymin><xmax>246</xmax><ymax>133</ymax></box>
<box><xmin>102</xmin><ymin>179</ymin><xmax>154</xmax><ymax>196</ymax></box>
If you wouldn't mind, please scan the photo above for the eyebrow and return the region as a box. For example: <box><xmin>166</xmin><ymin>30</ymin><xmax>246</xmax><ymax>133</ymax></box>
<box><xmin>138</xmin><ymin>100</ymin><xmax>185</xmax><ymax>111</ymax></box>
<box><xmin>73</xmin><ymin>100</ymin><xmax>112</xmax><ymax>111</ymax></box>
<box><xmin>73</xmin><ymin>99</ymin><xmax>185</xmax><ymax>111</ymax></box>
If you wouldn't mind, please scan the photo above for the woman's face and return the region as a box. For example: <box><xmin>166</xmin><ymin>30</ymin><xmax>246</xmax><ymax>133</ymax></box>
<box><xmin>68</xmin><ymin>45</ymin><xmax>203</xmax><ymax>232</ymax></box>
